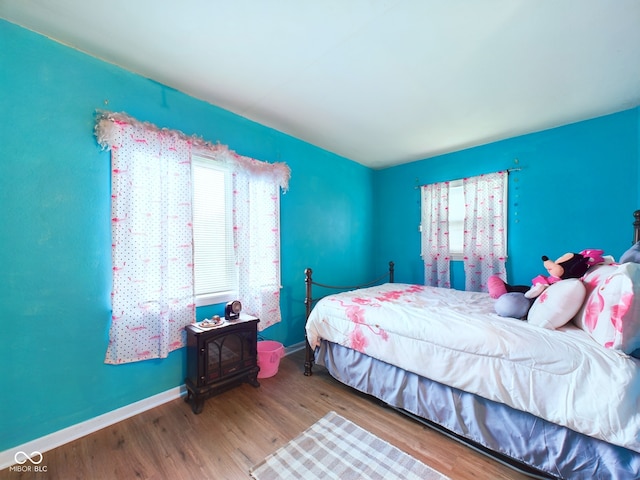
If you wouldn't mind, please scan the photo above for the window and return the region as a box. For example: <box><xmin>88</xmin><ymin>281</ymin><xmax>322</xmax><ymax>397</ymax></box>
<box><xmin>421</xmin><ymin>171</ymin><xmax>507</xmax><ymax>291</ymax></box>
<box><xmin>97</xmin><ymin>111</ymin><xmax>289</xmax><ymax>364</ymax></box>
<box><xmin>192</xmin><ymin>153</ymin><xmax>238</xmax><ymax>306</ymax></box>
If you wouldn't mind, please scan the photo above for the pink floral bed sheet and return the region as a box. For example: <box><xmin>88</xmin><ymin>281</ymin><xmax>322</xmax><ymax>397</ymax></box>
<box><xmin>305</xmin><ymin>283</ymin><xmax>640</xmax><ymax>453</ymax></box>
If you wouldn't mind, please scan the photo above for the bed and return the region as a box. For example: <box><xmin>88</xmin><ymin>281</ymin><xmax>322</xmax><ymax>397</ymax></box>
<box><xmin>304</xmin><ymin>210</ymin><xmax>640</xmax><ymax>479</ymax></box>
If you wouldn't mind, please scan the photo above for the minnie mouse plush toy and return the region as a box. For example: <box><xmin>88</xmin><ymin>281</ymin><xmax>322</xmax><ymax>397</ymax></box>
<box><xmin>488</xmin><ymin>249</ymin><xmax>604</xmax><ymax>319</ymax></box>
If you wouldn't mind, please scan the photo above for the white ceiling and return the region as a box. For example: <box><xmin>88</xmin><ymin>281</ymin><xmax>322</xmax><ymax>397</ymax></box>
<box><xmin>2</xmin><ymin>0</ymin><xmax>640</xmax><ymax>169</ymax></box>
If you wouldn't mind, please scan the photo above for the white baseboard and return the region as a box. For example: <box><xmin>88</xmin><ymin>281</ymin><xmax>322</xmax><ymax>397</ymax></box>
<box><xmin>283</xmin><ymin>340</ymin><xmax>305</xmax><ymax>355</ymax></box>
<box><xmin>0</xmin><ymin>385</ymin><xmax>186</xmax><ymax>471</ymax></box>
<box><xmin>1</xmin><ymin>341</ymin><xmax>305</xmax><ymax>471</ymax></box>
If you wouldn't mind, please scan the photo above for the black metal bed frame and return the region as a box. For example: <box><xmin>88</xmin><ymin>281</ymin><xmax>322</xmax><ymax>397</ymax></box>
<box><xmin>303</xmin><ymin>261</ymin><xmax>394</xmax><ymax>376</ymax></box>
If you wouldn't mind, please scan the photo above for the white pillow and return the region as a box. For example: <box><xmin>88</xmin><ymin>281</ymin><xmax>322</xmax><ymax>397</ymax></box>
<box><xmin>527</xmin><ymin>279</ymin><xmax>586</xmax><ymax>330</ymax></box>
<box><xmin>573</xmin><ymin>263</ymin><xmax>640</xmax><ymax>352</ymax></box>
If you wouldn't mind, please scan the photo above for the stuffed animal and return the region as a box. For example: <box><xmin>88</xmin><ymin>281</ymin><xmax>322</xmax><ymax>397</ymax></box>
<box><xmin>527</xmin><ymin>250</ymin><xmax>603</xmax><ymax>297</ymax></box>
<box><xmin>489</xmin><ymin>249</ymin><xmax>604</xmax><ymax>319</ymax></box>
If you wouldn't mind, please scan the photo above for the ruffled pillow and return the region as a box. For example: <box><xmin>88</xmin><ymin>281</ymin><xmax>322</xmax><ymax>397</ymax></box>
<box><xmin>527</xmin><ymin>279</ymin><xmax>586</xmax><ymax>330</ymax></box>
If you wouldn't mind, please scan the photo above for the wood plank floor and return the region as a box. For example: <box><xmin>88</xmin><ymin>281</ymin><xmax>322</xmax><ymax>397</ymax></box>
<box><xmin>3</xmin><ymin>348</ymin><xmax>532</xmax><ymax>480</ymax></box>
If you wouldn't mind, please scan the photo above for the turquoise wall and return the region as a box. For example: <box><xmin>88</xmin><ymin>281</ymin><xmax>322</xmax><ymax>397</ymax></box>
<box><xmin>0</xmin><ymin>20</ymin><xmax>375</xmax><ymax>451</ymax></box>
<box><xmin>374</xmin><ymin>108</ymin><xmax>640</xmax><ymax>290</ymax></box>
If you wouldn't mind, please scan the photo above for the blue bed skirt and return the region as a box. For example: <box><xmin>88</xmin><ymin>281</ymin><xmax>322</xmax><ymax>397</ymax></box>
<box><xmin>315</xmin><ymin>341</ymin><xmax>640</xmax><ymax>480</ymax></box>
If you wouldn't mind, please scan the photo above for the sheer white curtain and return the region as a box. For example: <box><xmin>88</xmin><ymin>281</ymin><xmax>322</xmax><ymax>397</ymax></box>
<box><xmin>97</xmin><ymin>118</ymin><xmax>195</xmax><ymax>364</ymax></box>
<box><xmin>462</xmin><ymin>171</ymin><xmax>508</xmax><ymax>292</ymax></box>
<box><xmin>421</xmin><ymin>182</ymin><xmax>451</xmax><ymax>288</ymax></box>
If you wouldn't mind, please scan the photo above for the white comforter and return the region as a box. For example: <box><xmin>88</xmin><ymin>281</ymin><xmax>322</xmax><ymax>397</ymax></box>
<box><xmin>306</xmin><ymin>283</ymin><xmax>640</xmax><ymax>452</ymax></box>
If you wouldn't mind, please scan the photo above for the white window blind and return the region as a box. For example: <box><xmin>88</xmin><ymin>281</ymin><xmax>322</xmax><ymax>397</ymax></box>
<box><xmin>448</xmin><ymin>180</ymin><xmax>464</xmax><ymax>258</ymax></box>
<box><xmin>192</xmin><ymin>154</ymin><xmax>237</xmax><ymax>305</ymax></box>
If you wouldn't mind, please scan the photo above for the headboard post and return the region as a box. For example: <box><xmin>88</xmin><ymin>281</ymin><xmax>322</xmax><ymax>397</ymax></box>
<box><xmin>389</xmin><ymin>261</ymin><xmax>395</xmax><ymax>283</ymax></box>
<box><xmin>304</xmin><ymin>268</ymin><xmax>314</xmax><ymax>376</ymax></box>
<box><xmin>304</xmin><ymin>268</ymin><xmax>313</xmax><ymax>320</ymax></box>
<box><xmin>634</xmin><ymin>210</ymin><xmax>640</xmax><ymax>244</ymax></box>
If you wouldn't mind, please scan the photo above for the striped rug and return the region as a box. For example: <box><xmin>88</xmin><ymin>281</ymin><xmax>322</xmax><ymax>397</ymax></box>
<box><xmin>250</xmin><ymin>411</ymin><xmax>449</xmax><ymax>480</ymax></box>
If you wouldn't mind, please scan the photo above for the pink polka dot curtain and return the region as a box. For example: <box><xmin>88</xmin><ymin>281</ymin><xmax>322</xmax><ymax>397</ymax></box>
<box><xmin>96</xmin><ymin>112</ymin><xmax>290</xmax><ymax>364</ymax></box>
<box><xmin>97</xmin><ymin>117</ymin><xmax>195</xmax><ymax>364</ymax></box>
<box><xmin>462</xmin><ymin>171</ymin><xmax>507</xmax><ymax>292</ymax></box>
<box><xmin>232</xmin><ymin>171</ymin><xmax>282</xmax><ymax>330</ymax></box>
<box><xmin>420</xmin><ymin>181</ymin><xmax>451</xmax><ymax>288</ymax></box>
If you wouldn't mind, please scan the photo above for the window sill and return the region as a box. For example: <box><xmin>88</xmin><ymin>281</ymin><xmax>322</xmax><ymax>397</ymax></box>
<box><xmin>196</xmin><ymin>290</ymin><xmax>238</xmax><ymax>307</ymax></box>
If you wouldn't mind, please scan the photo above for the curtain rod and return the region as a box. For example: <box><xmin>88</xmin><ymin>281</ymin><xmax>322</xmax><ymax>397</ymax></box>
<box><xmin>414</xmin><ymin>167</ymin><xmax>522</xmax><ymax>189</ymax></box>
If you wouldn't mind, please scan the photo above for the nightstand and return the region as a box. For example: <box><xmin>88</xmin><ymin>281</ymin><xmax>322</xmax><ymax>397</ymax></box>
<box><xmin>184</xmin><ymin>314</ymin><xmax>260</xmax><ymax>414</ymax></box>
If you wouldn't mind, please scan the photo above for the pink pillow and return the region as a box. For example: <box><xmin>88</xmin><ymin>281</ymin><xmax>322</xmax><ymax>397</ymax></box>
<box><xmin>527</xmin><ymin>279</ymin><xmax>586</xmax><ymax>329</ymax></box>
<box><xmin>573</xmin><ymin>263</ymin><xmax>640</xmax><ymax>352</ymax></box>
